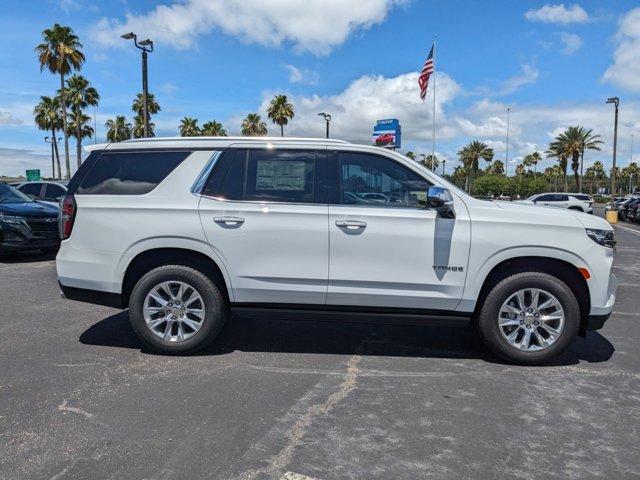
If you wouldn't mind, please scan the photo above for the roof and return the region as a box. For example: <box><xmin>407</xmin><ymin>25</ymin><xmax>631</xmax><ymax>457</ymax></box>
<box><xmin>85</xmin><ymin>136</ymin><xmax>350</xmax><ymax>152</ymax></box>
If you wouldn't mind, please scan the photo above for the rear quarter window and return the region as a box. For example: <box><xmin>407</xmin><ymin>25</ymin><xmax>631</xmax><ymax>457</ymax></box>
<box><xmin>76</xmin><ymin>150</ymin><xmax>191</xmax><ymax>195</ymax></box>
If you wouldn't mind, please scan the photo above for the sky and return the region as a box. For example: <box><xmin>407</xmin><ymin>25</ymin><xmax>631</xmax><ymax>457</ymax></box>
<box><xmin>1</xmin><ymin>0</ymin><xmax>639</xmax><ymax>177</ymax></box>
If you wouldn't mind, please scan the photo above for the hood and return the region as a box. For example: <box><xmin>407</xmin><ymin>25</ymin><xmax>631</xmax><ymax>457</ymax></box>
<box><xmin>492</xmin><ymin>201</ymin><xmax>611</xmax><ymax>230</ymax></box>
<box><xmin>0</xmin><ymin>201</ymin><xmax>59</xmax><ymax>218</ymax></box>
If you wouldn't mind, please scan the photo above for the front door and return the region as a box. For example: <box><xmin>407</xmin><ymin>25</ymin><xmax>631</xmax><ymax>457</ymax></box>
<box><xmin>198</xmin><ymin>147</ymin><xmax>328</xmax><ymax>304</ymax></box>
<box><xmin>326</xmin><ymin>150</ymin><xmax>470</xmax><ymax>311</ymax></box>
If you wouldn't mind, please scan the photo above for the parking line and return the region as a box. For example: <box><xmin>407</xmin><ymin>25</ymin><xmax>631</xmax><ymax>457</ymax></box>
<box><xmin>615</xmin><ymin>224</ymin><xmax>640</xmax><ymax>236</ymax></box>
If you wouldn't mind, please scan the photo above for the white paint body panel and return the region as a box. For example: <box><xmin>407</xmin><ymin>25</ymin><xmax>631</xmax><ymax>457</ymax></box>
<box><xmin>57</xmin><ymin>138</ymin><xmax>616</xmax><ymax>317</ymax></box>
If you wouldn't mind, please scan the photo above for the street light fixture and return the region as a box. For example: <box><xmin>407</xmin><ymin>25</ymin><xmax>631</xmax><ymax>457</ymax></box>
<box><xmin>121</xmin><ymin>32</ymin><xmax>154</xmax><ymax>138</ymax></box>
<box><xmin>318</xmin><ymin>112</ymin><xmax>331</xmax><ymax>138</ymax></box>
<box><xmin>606</xmin><ymin>97</ymin><xmax>619</xmax><ymax>211</ymax></box>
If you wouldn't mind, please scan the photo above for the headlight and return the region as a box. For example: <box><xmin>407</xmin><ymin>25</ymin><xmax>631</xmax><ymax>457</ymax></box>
<box><xmin>586</xmin><ymin>228</ymin><xmax>616</xmax><ymax>249</ymax></box>
<box><xmin>0</xmin><ymin>213</ymin><xmax>27</xmax><ymax>225</ymax></box>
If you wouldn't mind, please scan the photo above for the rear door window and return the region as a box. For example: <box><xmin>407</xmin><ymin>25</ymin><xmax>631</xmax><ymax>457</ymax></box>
<box><xmin>43</xmin><ymin>184</ymin><xmax>66</xmax><ymax>201</ymax></box>
<box><xmin>77</xmin><ymin>150</ymin><xmax>191</xmax><ymax>195</ymax></box>
<box><xmin>19</xmin><ymin>183</ymin><xmax>43</xmax><ymax>198</ymax></box>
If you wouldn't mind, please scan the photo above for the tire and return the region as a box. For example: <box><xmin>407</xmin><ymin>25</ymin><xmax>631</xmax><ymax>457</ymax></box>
<box><xmin>477</xmin><ymin>272</ymin><xmax>580</xmax><ymax>365</ymax></box>
<box><xmin>129</xmin><ymin>265</ymin><xmax>228</xmax><ymax>355</ymax></box>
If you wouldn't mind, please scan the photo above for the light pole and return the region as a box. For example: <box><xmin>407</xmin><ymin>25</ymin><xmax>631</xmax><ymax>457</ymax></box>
<box><xmin>44</xmin><ymin>136</ymin><xmax>56</xmax><ymax>179</ymax></box>
<box><xmin>441</xmin><ymin>158</ymin><xmax>446</xmax><ymax>176</ymax></box>
<box><xmin>505</xmin><ymin>107</ymin><xmax>510</xmax><ymax>176</ymax></box>
<box><xmin>121</xmin><ymin>32</ymin><xmax>153</xmax><ymax>138</ymax></box>
<box><xmin>318</xmin><ymin>112</ymin><xmax>331</xmax><ymax>138</ymax></box>
<box><xmin>606</xmin><ymin>97</ymin><xmax>619</xmax><ymax>210</ymax></box>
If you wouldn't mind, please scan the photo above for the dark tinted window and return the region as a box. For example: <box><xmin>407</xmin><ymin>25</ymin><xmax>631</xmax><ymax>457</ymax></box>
<box><xmin>43</xmin><ymin>184</ymin><xmax>65</xmax><ymax>201</ymax></box>
<box><xmin>536</xmin><ymin>194</ymin><xmax>552</xmax><ymax>201</ymax></box>
<box><xmin>215</xmin><ymin>149</ymin><xmax>316</xmax><ymax>203</ymax></box>
<box><xmin>77</xmin><ymin>150</ymin><xmax>190</xmax><ymax>195</ymax></box>
<box><xmin>19</xmin><ymin>183</ymin><xmax>42</xmax><ymax>197</ymax></box>
<box><xmin>336</xmin><ymin>152</ymin><xmax>430</xmax><ymax>208</ymax></box>
<box><xmin>572</xmin><ymin>194</ymin><xmax>590</xmax><ymax>201</ymax></box>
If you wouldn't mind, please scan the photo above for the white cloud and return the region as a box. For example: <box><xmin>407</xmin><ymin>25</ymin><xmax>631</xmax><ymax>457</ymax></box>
<box><xmin>500</xmin><ymin>64</ymin><xmax>539</xmax><ymax>95</ymax></box>
<box><xmin>158</xmin><ymin>82</ymin><xmax>178</xmax><ymax>95</ymax></box>
<box><xmin>603</xmin><ymin>8</ymin><xmax>640</xmax><ymax>92</ymax></box>
<box><xmin>559</xmin><ymin>32</ymin><xmax>582</xmax><ymax>54</ymax></box>
<box><xmin>0</xmin><ymin>147</ymin><xmax>51</xmax><ymax>178</ymax></box>
<box><xmin>0</xmin><ymin>110</ymin><xmax>24</xmax><ymax>126</ymax></box>
<box><xmin>284</xmin><ymin>64</ymin><xmax>319</xmax><ymax>85</ymax></box>
<box><xmin>250</xmin><ymin>71</ymin><xmax>460</xmax><ymax>142</ymax></box>
<box><xmin>91</xmin><ymin>0</ymin><xmax>405</xmax><ymax>55</ymax></box>
<box><xmin>525</xmin><ymin>4</ymin><xmax>589</xmax><ymax>24</ymax></box>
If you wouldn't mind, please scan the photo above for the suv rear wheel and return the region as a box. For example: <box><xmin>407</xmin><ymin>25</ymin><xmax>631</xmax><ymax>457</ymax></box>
<box><xmin>477</xmin><ymin>272</ymin><xmax>580</xmax><ymax>365</ymax></box>
<box><xmin>129</xmin><ymin>265</ymin><xmax>228</xmax><ymax>354</ymax></box>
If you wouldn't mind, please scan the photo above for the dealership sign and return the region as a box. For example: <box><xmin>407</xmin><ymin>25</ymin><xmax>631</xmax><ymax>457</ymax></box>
<box><xmin>372</xmin><ymin>119</ymin><xmax>401</xmax><ymax>149</ymax></box>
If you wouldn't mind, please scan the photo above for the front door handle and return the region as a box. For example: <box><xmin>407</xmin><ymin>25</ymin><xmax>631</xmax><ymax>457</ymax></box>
<box><xmin>335</xmin><ymin>220</ymin><xmax>367</xmax><ymax>230</ymax></box>
<box><xmin>214</xmin><ymin>216</ymin><xmax>245</xmax><ymax>226</ymax></box>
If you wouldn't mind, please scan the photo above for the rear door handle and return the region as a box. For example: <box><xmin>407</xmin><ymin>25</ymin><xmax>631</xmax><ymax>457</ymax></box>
<box><xmin>335</xmin><ymin>220</ymin><xmax>367</xmax><ymax>229</ymax></box>
<box><xmin>214</xmin><ymin>216</ymin><xmax>245</xmax><ymax>225</ymax></box>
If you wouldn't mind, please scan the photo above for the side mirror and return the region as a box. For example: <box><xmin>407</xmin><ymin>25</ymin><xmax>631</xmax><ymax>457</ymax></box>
<box><xmin>427</xmin><ymin>186</ymin><xmax>455</xmax><ymax>218</ymax></box>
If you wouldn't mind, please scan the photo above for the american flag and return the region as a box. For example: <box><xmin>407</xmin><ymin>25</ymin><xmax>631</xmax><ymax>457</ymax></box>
<box><xmin>418</xmin><ymin>44</ymin><xmax>434</xmax><ymax>100</ymax></box>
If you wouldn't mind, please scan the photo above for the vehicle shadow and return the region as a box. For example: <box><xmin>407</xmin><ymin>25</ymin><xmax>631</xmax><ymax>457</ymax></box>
<box><xmin>79</xmin><ymin>309</ymin><xmax>615</xmax><ymax>366</ymax></box>
<box><xmin>0</xmin><ymin>250</ymin><xmax>56</xmax><ymax>264</ymax></box>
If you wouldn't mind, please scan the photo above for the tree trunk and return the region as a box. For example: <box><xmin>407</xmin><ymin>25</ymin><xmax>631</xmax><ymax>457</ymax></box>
<box><xmin>60</xmin><ymin>73</ymin><xmax>71</xmax><ymax>180</ymax></box>
<box><xmin>51</xmin><ymin>128</ymin><xmax>61</xmax><ymax>181</ymax></box>
<box><xmin>280</xmin><ymin>124</ymin><xmax>284</xmax><ymax>137</ymax></box>
<box><xmin>76</xmin><ymin>116</ymin><xmax>82</xmax><ymax>168</ymax></box>
<box><xmin>465</xmin><ymin>174</ymin><xmax>470</xmax><ymax>192</ymax></box>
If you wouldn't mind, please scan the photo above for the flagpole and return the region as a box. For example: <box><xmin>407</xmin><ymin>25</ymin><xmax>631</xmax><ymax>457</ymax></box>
<box><xmin>431</xmin><ymin>36</ymin><xmax>437</xmax><ymax>170</ymax></box>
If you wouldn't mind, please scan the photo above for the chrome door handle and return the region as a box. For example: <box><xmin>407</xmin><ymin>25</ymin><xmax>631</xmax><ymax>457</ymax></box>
<box><xmin>335</xmin><ymin>220</ymin><xmax>367</xmax><ymax>229</ymax></box>
<box><xmin>214</xmin><ymin>216</ymin><xmax>245</xmax><ymax>225</ymax></box>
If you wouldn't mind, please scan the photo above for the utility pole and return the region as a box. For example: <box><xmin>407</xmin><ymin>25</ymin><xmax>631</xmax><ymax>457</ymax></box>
<box><xmin>441</xmin><ymin>158</ymin><xmax>446</xmax><ymax>176</ymax></box>
<box><xmin>505</xmin><ymin>107</ymin><xmax>510</xmax><ymax>176</ymax></box>
<box><xmin>121</xmin><ymin>33</ymin><xmax>154</xmax><ymax>138</ymax></box>
<box><xmin>606</xmin><ymin>97</ymin><xmax>619</xmax><ymax>209</ymax></box>
<box><xmin>318</xmin><ymin>112</ymin><xmax>331</xmax><ymax>138</ymax></box>
<box><xmin>44</xmin><ymin>136</ymin><xmax>56</xmax><ymax>179</ymax></box>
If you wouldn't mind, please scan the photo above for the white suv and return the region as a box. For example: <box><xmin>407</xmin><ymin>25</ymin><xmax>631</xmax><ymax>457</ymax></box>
<box><xmin>56</xmin><ymin>137</ymin><xmax>617</xmax><ymax>364</ymax></box>
<box><xmin>521</xmin><ymin>192</ymin><xmax>594</xmax><ymax>214</ymax></box>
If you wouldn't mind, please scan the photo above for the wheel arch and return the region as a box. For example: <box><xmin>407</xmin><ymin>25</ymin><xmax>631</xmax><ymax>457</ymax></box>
<box><xmin>472</xmin><ymin>256</ymin><xmax>591</xmax><ymax>337</ymax></box>
<box><xmin>121</xmin><ymin>246</ymin><xmax>232</xmax><ymax>308</ymax></box>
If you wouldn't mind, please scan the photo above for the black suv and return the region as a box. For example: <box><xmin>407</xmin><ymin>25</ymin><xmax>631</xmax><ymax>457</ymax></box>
<box><xmin>0</xmin><ymin>184</ymin><xmax>60</xmax><ymax>255</ymax></box>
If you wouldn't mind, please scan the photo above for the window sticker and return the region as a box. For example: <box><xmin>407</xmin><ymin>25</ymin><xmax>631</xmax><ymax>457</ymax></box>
<box><xmin>256</xmin><ymin>160</ymin><xmax>306</xmax><ymax>191</ymax></box>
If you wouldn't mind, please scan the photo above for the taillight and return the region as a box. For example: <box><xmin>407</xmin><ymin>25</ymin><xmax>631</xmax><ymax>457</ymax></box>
<box><xmin>59</xmin><ymin>195</ymin><xmax>76</xmax><ymax>239</ymax></box>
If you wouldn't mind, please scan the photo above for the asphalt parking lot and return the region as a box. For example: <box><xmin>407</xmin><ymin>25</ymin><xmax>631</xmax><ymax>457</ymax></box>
<box><xmin>1</xmin><ymin>220</ymin><xmax>639</xmax><ymax>480</ymax></box>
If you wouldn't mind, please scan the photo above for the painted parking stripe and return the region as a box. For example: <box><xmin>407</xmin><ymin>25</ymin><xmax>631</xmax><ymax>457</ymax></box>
<box><xmin>615</xmin><ymin>224</ymin><xmax>640</xmax><ymax>236</ymax></box>
<box><xmin>280</xmin><ymin>472</ymin><xmax>320</xmax><ymax>480</ymax></box>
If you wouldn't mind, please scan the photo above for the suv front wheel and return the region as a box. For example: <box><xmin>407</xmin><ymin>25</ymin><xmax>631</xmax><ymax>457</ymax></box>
<box><xmin>477</xmin><ymin>272</ymin><xmax>580</xmax><ymax>365</ymax></box>
<box><xmin>129</xmin><ymin>265</ymin><xmax>228</xmax><ymax>354</ymax></box>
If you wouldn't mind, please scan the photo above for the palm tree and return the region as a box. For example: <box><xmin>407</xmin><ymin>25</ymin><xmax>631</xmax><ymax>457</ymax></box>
<box><xmin>68</xmin><ymin>112</ymin><xmax>94</xmax><ymax>156</ymax></box>
<box><xmin>419</xmin><ymin>154</ymin><xmax>439</xmax><ymax>170</ymax></box>
<box><xmin>523</xmin><ymin>151</ymin><xmax>542</xmax><ymax>174</ymax></box>
<box><xmin>34</xmin><ymin>96</ymin><xmax>62</xmax><ymax>180</ymax></box>
<box><xmin>36</xmin><ymin>24</ymin><xmax>85</xmax><ymax>180</ymax></box>
<box><xmin>266</xmin><ymin>94</ymin><xmax>294</xmax><ymax>136</ymax></box>
<box><xmin>488</xmin><ymin>160</ymin><xmax>505</xmax><ymax>175</ymax></box>
<box><xmin>61</xmin><ymin>74</ymin><xmax>99</xmax><ymax>167</ymax></box>
<box><xmin>241</xmin><ymin>113</ymin><xmax>268</xmax><ymax>136</ymax></box>
<box><xmin>405</xmin><ymin>151</ymin><xmax>416</xmax><ymax>160</ymax></box>
<box><xmin>545</xmin><ymin>142</ymin><xmax>569</xmax><ymax>192</ymax></box>
<box><xmin>179</xmin><ymin>117</ymin><xmax>200</xmax><ymax>137</ymax></box>
<box><xmin>622</xmin><ymin>162</ymin><xmax>640</xmax><ymax>194</ymax></box>
<box><xmin>458</xmin><ymin>140</ymin><xmax>494</xmax><ymax>192</ymax></box>
<box><xmin>554</xmin><ymin>126</ymin><xmax>603</xmax><ymax>191</ymax></box>
<box><xmin>201</xmin><ymin>120</ymin><xmax>227</xmax><ymax>136</ymax></box>
<box><xmin>132</xmin><ymin>117</ymin><xmax>156</xmax><ymax>138</ymax></box>
<box><xmin>105</xmin><ymin>116</ymin><xmax>131</xmax><ymax>142</ymax></box>
<box><xmin>515</xmin><ymin>163</ymin><xmax>526</xmax><ymax>176</ymax></box>
<box><xmin>585</xmin><ymin>161</ymin><xmax>606</xmax><ymax>194</ymax></box>
<box><xmin>131</xmin><ymin>92</ymin><xmax>160</xmax><ymax>138</ymax></box>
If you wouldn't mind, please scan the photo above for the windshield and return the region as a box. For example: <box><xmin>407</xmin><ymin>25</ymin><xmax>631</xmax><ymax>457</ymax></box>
<box><xmin>525</xmin><ymin>194</ymin><xmax>538</xmax><ymax>201</ymax></box>
<box><xmin>0</xmin><ymin>184</ymin><xmax>34</xmax><ymax>203</ymax></box>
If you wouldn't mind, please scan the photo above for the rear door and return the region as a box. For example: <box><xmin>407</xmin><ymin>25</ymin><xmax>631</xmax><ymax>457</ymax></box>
<box><xmin>198</xmin><ymin>147</ymin><xmax>329</xmax><ymax>305</ymax></box>
<box><xmin>325</xmin><ymin>149</ymin><xmax>471</xmax><ymax>310</ymax></box>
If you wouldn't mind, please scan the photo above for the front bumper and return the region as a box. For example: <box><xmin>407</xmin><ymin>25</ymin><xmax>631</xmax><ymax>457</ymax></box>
<box><xmin>0</xmin><ymin>220</ymin><xmax>60</xmax><ymax>252</ymax></box>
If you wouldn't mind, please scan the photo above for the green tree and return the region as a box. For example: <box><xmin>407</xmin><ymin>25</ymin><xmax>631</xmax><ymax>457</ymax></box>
<box><xmin>474</xmin><ymin>175</ymin><xmax>510</xmax><ymax>198</ymax></box>
<box><xmin>522</xmin><ymin>151</ymin><xmax>542</xmax><ymax>174</ymax></box>
<box><xmin>543</xmin><ymin>165</ymin><xmax>563</xmax><ymax>192</ymax></box>
<box><xmin>515</xmin><ymin>163</ymin><xmax>526</xmax><ymax>176</ymax></box>
<box><xmin>419</xmin><ymin>154</ymin><xmax>439</xmax><ymax>170</ymax></box>
<box><xmin>132</xmin><ymin>117</ymin><xmax>155</xmax><ymax>138</ymax></box>
<box><xmin>621</xmin><ymin>162</ymin><xmax>640</xmax><ymax>194</ymax></box>
<box><xmin>179</xmin><ymin>117</ymin><xmax>200</xmax><ymax>137</ymax></box>
<box><xmin>201</xmin><ymin>120</ymin><xmax>227</xmax><ymax>136</ymax></box>
<box><xmin>36</xmin><ymin>24</ymin><xmax>85</xmax><ymax>180</ymax></box>
<box><xmin>487</xmin><ymin>159</ymin><xmax>504</xmax><ymax>175</ymax></box>
<box><xmin>584</xmin><ymin>161</ymin><xmax>606</xmax><ymax>194</ymax></box>
<box><xmin>241</xmin><ymin>113</ymin><xmax>268</xmax><ymax>136</ymax></box>
<box><xmin>105</xmin><ymin>115</ymin><xmax>131</xmax><ymax>142</ymax></box>
<box><xmin>61</xmin><ymin>74</ymin><xmax>99</xmax><ymax>167</ymax></box>
<box><xmin>405</xmin><ymin>151</ymin><xmax>416</xmax><ymax>160</ymax></box>
<box><xmin>131</xmin><ymin>92</ymin><xmax>160</xmax><ymax>138</ymax></box>
<box><xmin>458</xmin><ymin>140</ymin><xmax>494</xmax><ymax>192</ymax></box>
<box><xmin>68</xmin><ymin>112</ymin><xmax>94</xmax><ymax>156</ymax></box>
<box><xmin>553</xmin><ymin>126</ymin><xmax>603</xmax><ymax>191</ymax></box>
<box><xmin>266</xmin><ymin>94</ymin><xmax>294</xmax><ymax>136</ymax></box>
<box><xmin>545</xmin><ymin>142</ymin><xmax>569</xmax><ymax>192</ymax></box>
<box><xmin>34</xmin><ymin>95</ymin><xmax>62</xmax><ymax>180</ymax></box>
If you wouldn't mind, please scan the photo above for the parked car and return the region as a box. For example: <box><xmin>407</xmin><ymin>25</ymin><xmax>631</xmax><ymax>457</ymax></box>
<box><xmin>15</xmin><ymin>181</ymin><xmax>67</xmax><ymax>206</ymax></box>
<box><xmin>619</xmin><ymin>197</ymin><xmax>640</xmax><ymax>222</ymax></box>
<box><xmin>519</xmin><ymin>193</ymin><xmax>593</xmax><ymax>214</ymax></box>
<box><xmin>57</xmin><ymin>137</ymin><xmax>617</xmax><ymax>365</ymax></box>
<box><xmin>0</xmin><ymin>184</ymin><xmax>60</xmax><ymax>256</ymax></box>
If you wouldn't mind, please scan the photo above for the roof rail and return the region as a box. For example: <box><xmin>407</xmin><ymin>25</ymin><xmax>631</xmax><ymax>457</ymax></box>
<box><xmin>121</xmin><ymin>136</ymin><xmax>350</xmax><ymax>144</ymax></box>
